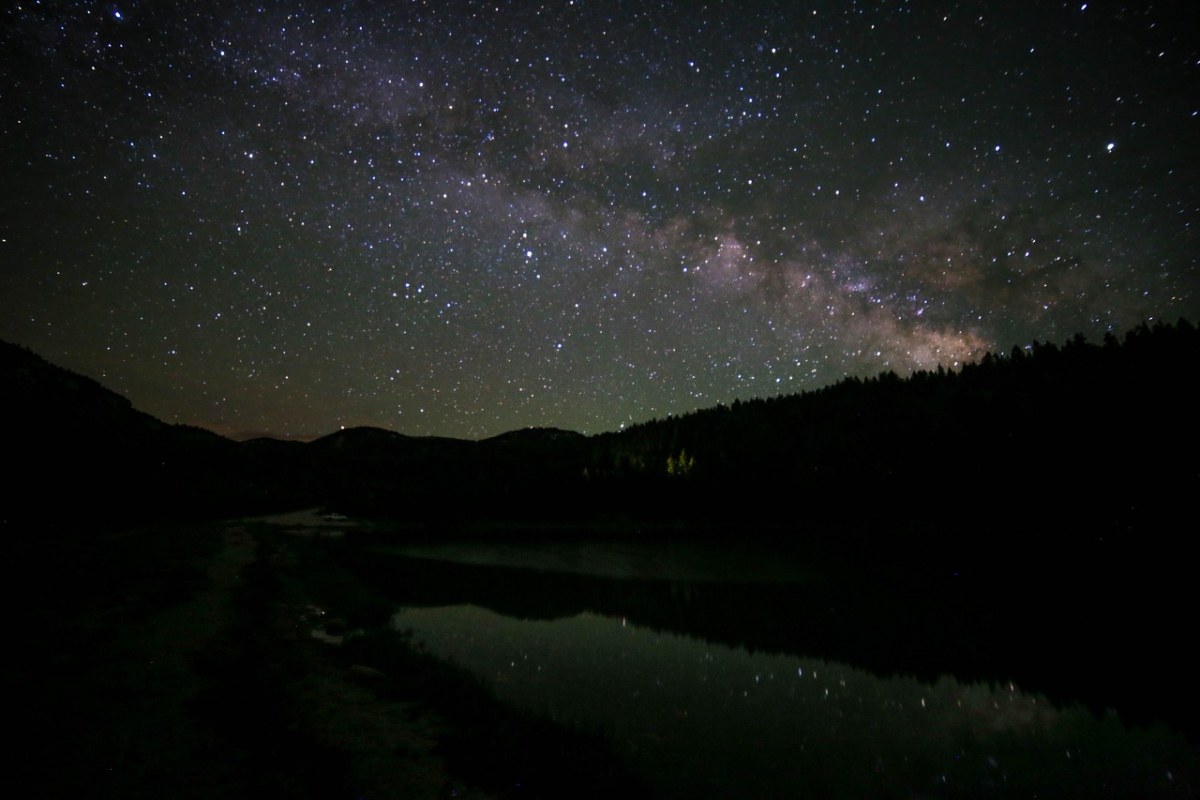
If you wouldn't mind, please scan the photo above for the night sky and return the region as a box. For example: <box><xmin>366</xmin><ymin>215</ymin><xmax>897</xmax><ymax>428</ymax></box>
<box><xmin>3</xmin><ymin>1</ymin><xmax>1197</xmax><ymax>440</ymax></box>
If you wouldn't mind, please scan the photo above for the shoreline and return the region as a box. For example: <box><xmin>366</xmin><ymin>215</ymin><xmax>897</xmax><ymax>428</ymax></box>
<box><xmin>17</xmin><ymin>513</ymin><xmax>644</xmax><ymax>798</ymax></box>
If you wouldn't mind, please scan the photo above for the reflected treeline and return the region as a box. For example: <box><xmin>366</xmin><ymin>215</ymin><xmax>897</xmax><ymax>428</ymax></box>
<box><xmin>342</xmin><ymin>547</ymin><xmax>1197</xmax><ymax>740</ymax></box>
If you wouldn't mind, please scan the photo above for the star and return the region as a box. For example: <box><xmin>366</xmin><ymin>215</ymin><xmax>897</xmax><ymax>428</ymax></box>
<box><xmin>0</xmin><ymin>1</ymin><xmax>1195</xmax><ymax>439</ymax></box>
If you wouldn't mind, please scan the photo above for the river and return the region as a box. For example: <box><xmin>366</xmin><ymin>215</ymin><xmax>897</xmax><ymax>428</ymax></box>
<box><xmin>374</xmin><ymin>540</ymin><xmax>1196</xmax><ymax>798</ymax></box>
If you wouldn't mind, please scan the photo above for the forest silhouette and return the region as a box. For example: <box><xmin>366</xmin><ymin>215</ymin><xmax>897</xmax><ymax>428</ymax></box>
<box><xmin>5</xmin><ymin>318</ymin><xmax>1197</xmax><ymax>562</ymax></box>
<box><xmin>8</xmin><ymin>319</ymin><xmax>1200</xmax><ymax>766</ymax></box>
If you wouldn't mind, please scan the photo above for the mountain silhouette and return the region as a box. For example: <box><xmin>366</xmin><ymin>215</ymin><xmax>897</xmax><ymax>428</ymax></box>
<box><xmin>4</xmin><ymin>319</ymin><xmax>1196</xmax><ymax>546</ymax></box>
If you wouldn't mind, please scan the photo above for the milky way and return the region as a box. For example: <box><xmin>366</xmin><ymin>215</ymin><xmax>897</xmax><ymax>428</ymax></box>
<box><xmin>3</xmin><ymin>1</ymin><xmax>1197</xmax><ymax>438</ymax></box>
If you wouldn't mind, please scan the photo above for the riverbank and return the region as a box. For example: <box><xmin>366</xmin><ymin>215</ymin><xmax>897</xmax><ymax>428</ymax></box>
<box><xmin>15</xmin><ymin>513</ymin><xmax>644</xmax><ymax>798</ymax></box>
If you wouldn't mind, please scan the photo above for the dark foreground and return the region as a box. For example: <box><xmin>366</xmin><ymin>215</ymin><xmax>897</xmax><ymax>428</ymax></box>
<box><xmin>14</xmin><ymin>515</ymin><xmax>646</xmax><ymax>799</ymax></box>
<box><xmin>13</xmin><ymin>511</ymin><xmax>1198</xmax><ymax>798</ymax></box>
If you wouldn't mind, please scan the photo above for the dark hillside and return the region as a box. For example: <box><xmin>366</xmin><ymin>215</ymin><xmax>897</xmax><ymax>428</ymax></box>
<box><xmin>4</xmin><ymin>320</ymin><xmax>1195</xmax><ymax>547</ymax></box>
<box><xmin>583</xmin><ymin>319</ymin><xmax>1198</xmax><ymax>557</ymax></box>
<box><xmin>1</xmin><ymin>341</ymin><xmax>311</xmax><ymax>527</ymax></box>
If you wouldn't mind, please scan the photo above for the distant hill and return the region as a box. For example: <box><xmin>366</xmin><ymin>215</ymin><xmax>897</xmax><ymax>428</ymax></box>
<box><xmin>483</xmin><ymin>427</ymin><xmax>587</xmax><ymax>445</ymax></box>
<box><xmin>4</xmin><ymin>319</ymin><xmax>1197</xmax><ymax>546</ymax></box>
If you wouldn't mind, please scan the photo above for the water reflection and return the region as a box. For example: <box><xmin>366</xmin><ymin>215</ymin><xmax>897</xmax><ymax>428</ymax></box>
<box><xmin>385</xmin><ymin>540</ymin><xmax>818</xmax><ymax>583</ymax></box>
<box><xmin>361</xmin><ymin>541</ymin><xmax>1192</xmax><ymax>737</ymax></box>
<box><xmin>358</xmin><ymin>542</ymin><xmax>1197</xmax><ymax>796</ymax></box>
<box><xmin>392</xmin><ymin>604</ymin><xmax>1194</xmax><ymax>799</ymax></box>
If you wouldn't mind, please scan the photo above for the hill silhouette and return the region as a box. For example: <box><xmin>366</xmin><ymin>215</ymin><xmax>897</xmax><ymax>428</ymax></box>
<box><xmin>4</xmin><ymin>320</ymin><xmax>1197</xmax><ymax>552</ymax></box>
<box><xmin>1</xmin><ymin>341</ymin><xmax>309</xmax><ymax>527</ymax></box>
<box><xmin>8</xmin><ymin>328</ymin><xmax>1198</xmax><ymax>791</ymax></box>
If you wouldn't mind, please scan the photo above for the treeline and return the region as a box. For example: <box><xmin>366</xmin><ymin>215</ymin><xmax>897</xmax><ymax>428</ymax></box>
<box><xmin>579</xmin><ymin>318</ymin><xmax>1198</xmax><ymax>538</ymax></box>
<box><xmin>307</xmin><ymin>318</ymin><xmax>1199</xmax><ymax>549</ymax></box>
<box><xmin>4</xmin><ymin>319</ymin><xmax>1197</xmax><ymax>548</ymax></box>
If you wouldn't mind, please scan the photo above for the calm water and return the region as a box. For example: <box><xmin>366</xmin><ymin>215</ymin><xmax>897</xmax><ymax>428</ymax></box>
<box><xmin>381</xmin><ymin>542</ymin><xmax>1197</xmax><ymax>799</ymax></box>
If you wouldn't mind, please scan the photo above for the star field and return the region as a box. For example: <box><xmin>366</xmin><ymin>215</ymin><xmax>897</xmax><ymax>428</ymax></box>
<box><xmin>3</xmin><ymin>1</ymin><xmax>1197</xmax><ymax>439</ymax></box>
